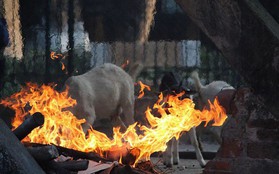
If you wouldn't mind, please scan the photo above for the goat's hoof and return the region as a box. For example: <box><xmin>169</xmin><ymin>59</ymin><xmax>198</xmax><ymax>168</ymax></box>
<box><xmin>173</xmin><ymin>159</ymin><xmax>179</xmax><ymax>165</ymax></box>
<box><xmin>201</xmin><ymin>164</ymin><xmax>206</xmax><ymax>168</ymax></box>
<box><xmin>199</xmin><ymin>161</ymin><xmax>206</xmax><ymax>168</ymax></box>
<box><xmin>163</xmin><ymin>161</ymin><xmax>173</xmax><ymax>168</ymax></box>
<box><xmin>165</xmin><ymin>163</ymin><xmax>173</xmax><ymax>168</ymax></box>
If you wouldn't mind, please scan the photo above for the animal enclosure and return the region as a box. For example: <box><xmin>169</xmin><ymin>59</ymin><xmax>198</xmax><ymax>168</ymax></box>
<box><xmin>1</xmin><ymin>0</ymin><xmax>278</xmax><ymax>173</ymax></box>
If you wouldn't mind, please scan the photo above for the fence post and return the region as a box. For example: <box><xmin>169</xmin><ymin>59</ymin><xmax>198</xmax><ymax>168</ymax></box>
<box><xmin>67</xmin><ymin>0</ymin><xmax>74</xmax><ymax>76</ymax></box>
<box><xmin>45</xmin><ymin>0</ymin><xmax>51</xmax><ymax>83</ymax></box>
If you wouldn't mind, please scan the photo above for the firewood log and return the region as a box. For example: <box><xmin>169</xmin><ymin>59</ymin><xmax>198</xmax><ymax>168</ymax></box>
<box><xmin>27</xmin><ymin>145</ymin><xmax>59</xmax><ymax>161</ymax></box>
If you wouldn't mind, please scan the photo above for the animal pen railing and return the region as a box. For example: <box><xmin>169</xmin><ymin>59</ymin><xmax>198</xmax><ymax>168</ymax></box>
<box><xmin>90</xmin><ymin>40</ymin><xmax>242</xmax><ymax>88</ymax></box>
<box><xmin>0</xmin><ymin>0</ymin><xmax>242</xmax><ymax>98</ymax></box>
<box><xmin>0</xmin><ymin>40</ymin><xmax>242</xmax><ymax>98</ymax></box>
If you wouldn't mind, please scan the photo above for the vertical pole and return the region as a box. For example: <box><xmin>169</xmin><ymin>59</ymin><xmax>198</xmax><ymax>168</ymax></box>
<box><xmin>45</xmin><ymin>0</ymin><xmax>51</xmax><ymax>83</ymax></box>
<box><xmin>67</xmin><ymin>0</ymin><xmax>74</xmax><ymax>76</ymax></box>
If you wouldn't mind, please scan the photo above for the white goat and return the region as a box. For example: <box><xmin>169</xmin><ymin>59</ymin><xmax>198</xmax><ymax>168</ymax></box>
<box><xmin>163</xmin><ymin>95</ymin><xmax>207</xmax><ymax>167</ymax></box>
<box><xmin>65</xmin><ymin>63</ymin><xmax>141</xmax><ymax>133</ymax></box>
<box><xmin>191</xmin><ymin>71</ymin><xmax>235</xmax><ymax>159</ymax></box>
<box><xmin>162</xmin><ymin>71</ymin><xmax>236</xmax><ymax>168</ymax></box>
<box><xmin>158</xmin><ymin>71</ymin><xmax>206</xmax><ymax>167</ymax></box>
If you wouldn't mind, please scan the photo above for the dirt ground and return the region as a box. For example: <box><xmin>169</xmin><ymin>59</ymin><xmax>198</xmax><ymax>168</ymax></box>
<box><xmin>149</xmin><ymin>140</ymin><xmax>219</xmax><ymax>174</ymax></box>
<box><xmin>150</xmin><ymin>157</ymin><xmax>207</xmax><ymax>174</ymax></box>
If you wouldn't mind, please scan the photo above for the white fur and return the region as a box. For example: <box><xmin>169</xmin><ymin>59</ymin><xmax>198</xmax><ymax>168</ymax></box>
<box><xmin>191</xmin><ymin>71</ymin><xmax>234</xmax><ymax>107</ymax></box>
<box><xmin>163</xmin><ymin>72</ymin><xmax>234</xmax><ymax>168</ymax></box>
<box><xmin>191</xmin><ymin>72</ymin><xmax>234</xmax><ymax>145</ymax></box>
<box><xmin>163</xmin><ymin>95</ymin><xmax>206</xmax><ymax>168</ymax></box>
<box><xmin>65</xmin><ymin>63</ymin><xmax>136</xmax><ymax>132</ymax></box>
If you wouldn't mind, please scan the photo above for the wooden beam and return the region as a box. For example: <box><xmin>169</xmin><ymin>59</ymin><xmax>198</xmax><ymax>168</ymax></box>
<box><xmin>244</xmin><ymin>0</ymin><xmax>279</xmax><ymax>40</ymax></box>
<box><xmin>175</xmin><ymin>0</ymin><xmax>279</xmax><ymax>118</ymax></box>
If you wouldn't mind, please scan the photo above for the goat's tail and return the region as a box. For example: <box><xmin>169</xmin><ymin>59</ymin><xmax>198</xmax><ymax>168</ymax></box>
<box><xmin>128</xmin><ymin>61</ymin><xmax>144</xmax><ymax>81</ymax></box>
<box><xmin>190</xmin><ymin>71</ymin><xmax>203</xmax><ymax>92</ymax></box>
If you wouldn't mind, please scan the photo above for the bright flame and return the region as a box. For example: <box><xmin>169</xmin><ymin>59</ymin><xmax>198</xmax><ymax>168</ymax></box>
<box><xmin>50</xmin><ymin>51</ymin><xmax>66</xmax><ymax>71</ymax></box>
<box><xmin>1</xmin><ymin>83</ymin><xmax>227</xmax><ymax>165</ymax></box>
<box><xmin>61</xmin><ymin>62</ymin><xmax>66</xmax><ymax>70</ymax></box>
<box><xmin>137</xmin><ymin>81</ymin><xmax>151</xmax><ymax>99</ymax></box>
<box><xmin>50</xmin><ymin>51</ymin><xmax>64</xmax><ymax>60</ymax></box>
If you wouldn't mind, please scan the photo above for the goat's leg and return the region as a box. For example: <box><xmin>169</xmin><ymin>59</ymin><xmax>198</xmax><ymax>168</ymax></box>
<box><xmin>172</xmin><ymin>139</ymin><xmax>179</xmax><ymax>165</ymax></box>
<box><xmin>189</xmin><ymin>127</ymin><xmax>206</xmax><ymax>167</ymax></box>
<box><xmin>163</xmin><ymin>139</ymin><xmax>173</xmax><ymax>167</ymax></box>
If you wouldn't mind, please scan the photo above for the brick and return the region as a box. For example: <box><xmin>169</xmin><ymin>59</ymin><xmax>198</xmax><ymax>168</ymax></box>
<box><xmin>204</xmin><ymin>159</ymin><xmax>233</xmax><ymax>174</ymax></box>
<box><xmin>247</xmin><ymin>141</ymin><xmax>279</xmax><ymax>160</ymax></box>
<box><xmin>256</xmin><ymin>128</ymin><xmax>279</xmax><ymax>141</ymax></box>
<box><xmin>217</xmin><ymin>139</ymin><xmax>244</xmax><ymax>158</ymax></box>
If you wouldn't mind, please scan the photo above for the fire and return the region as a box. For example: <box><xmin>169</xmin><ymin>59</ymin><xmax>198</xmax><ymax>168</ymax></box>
<box><xmin>61</xmin><ymin>62</ymin><xmax>65</xmax><ymax>70</ymax></box>
<box><xmin>50</xmin><ymin>51</ymin><xmax>66</xmax><ymax>71</ymax></box>
<box><xmin>137</xmin><ymin>81</ymin><xmax>151</xmax><ymax>99</ymax></box>
<box><xmin>1</xmin><ymin>83</ymin><xmax>227</xmax><ymax>165</ymax></box>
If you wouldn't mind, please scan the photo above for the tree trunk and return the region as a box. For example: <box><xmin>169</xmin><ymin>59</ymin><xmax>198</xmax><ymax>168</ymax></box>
<box><xmin>175</xmin><ymin>0</ymin><xmax>279</xmax><ymax>118</ymax></box>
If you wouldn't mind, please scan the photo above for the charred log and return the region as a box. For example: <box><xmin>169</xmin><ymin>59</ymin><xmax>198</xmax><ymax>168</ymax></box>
<box><xmin>26</xmin><ymin>145</ymin><xmax>59</xmax><ymax>161</ymax></box>
<box><xmin>47</xmin><ymin>160</ymin><xmax>89</xmax><ymax>172</ymax></box>
<box><xmin>12</xmin><ymin>112</ymin><xmax>44</xmax><ymax>141</ymax></box>
<box><xmin>55</xmin><ymin>145</ymin><xmax>112</xmax><ymax>163</ymax></box>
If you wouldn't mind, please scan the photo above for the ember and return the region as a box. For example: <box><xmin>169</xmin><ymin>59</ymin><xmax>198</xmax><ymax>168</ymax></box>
<box><xmin>0</xmin><ymin>83</ymin><xmax>227</xmax><ymax>165</ymax></box>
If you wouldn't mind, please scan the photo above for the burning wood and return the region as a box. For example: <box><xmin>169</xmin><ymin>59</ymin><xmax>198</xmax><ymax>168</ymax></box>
<box><xmin>136</xmin><ymin>161</ymin><xmax>160</xmax><ymax>174</ymax></box>
<box><xmin>55</xmin><ymin>144</ymin><xmax>111</xmax><ymax>162</ymax></box>
<box><xmin>12</xmin><ymin>112</ymin><xmax>44</xmax><ymax>140</ymax></box>
<box><xmin>27</xmin><ymin>145</ymin><xmax>59</xmax><ymax>161</ymax></box>
<box><xmin>23</xmin><ymin>142</ymin><xmax>161</xmax><ymax>173</ymax></box>
<box><xmin>1</xmin><ymin>83</ymin><xmax>227</xmax><ymax>170</ymax></box>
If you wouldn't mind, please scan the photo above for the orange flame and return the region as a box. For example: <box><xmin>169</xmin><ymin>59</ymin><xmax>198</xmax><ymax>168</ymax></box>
<box><xmin>61</xmin><ymin>62</ymin><xmax>66</xmax><ymax>70</ymax></box>
<box><xmin>137</xmin><ymin>81</ymin><xmax>151</xmax><ymax>99</ymax></box>
<box><xmin>0</xmin><ymin>83</ymin><xmax>227</xmax><ymax>165</ymax></box>
<box><xmin>50</xmin><ymin>51</ymin><xmax>66</xmax><ymax>71</ymax></box>
<box><xmin>50</xmin><ymin>51</ymin><xmax>64</xmax><ymax>60</ymax></box>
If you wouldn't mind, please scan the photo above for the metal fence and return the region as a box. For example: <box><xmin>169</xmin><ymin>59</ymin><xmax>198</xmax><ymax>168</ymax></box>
<box><xmin>0</xmin><ymin>38</ymin><xmax>243</xmax><ymax>98</ymax></box>
<box><xmin>89</xmin><ymin>40</ymin><xmax>242</xmax><ymax>88</ymax></box>
<box><xmin>0</xmin><ymin>0</ymin><xmax>243</xmax><ymax>98</ymax></box>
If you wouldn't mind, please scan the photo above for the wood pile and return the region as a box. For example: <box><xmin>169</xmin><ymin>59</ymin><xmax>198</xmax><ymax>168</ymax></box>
<box><xmin>1</xmin><ymin>112</ymin><xmax>160</xmax><ymax>174</ymax></box>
